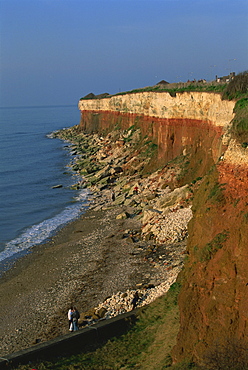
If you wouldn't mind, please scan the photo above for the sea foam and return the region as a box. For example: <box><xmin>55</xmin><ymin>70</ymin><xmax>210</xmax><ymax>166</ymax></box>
<box><xmin>0</xmin><ymin>189</ymin><xmax>90</xmax><ymax>262</ymax></box>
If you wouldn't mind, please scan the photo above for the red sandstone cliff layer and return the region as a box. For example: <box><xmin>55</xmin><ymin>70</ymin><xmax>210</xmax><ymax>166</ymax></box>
<box><xmin>80</xmin><ymin>110</ymin><xmax>224</xmax><ymax>175</ymax></box>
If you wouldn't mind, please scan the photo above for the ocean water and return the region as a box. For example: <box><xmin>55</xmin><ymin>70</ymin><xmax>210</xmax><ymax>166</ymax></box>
<box><xmin>0</xmin><ymin>105</ymin><xmax>89</xmax><ymax>270</ymax></box>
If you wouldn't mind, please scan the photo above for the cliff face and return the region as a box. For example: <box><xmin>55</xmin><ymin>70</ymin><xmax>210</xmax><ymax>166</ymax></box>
<box><xmin>172</xmin><ymin>157</ymin><xmax>248</xmax><ymax>362</ymax></box>
<box><xmin>78</xmin><ymin>92</ymin><xmax>248</xmax><ymax>362</ymax></box>
<box><xmin>78</xmin><ymin>91</ymin><xmax>234</xmax><ymax>126</ymax></box>
<box><xmin>79</xmin><ymin>92</ymin><xmax>235</xmax><ymax>182</ymax></box>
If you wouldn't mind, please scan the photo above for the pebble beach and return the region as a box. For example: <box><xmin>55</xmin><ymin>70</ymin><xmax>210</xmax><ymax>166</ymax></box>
<box><xmin>0</xmin><ymin>126</ymin><xmax>196</xmax><ymax>357</ymax></box>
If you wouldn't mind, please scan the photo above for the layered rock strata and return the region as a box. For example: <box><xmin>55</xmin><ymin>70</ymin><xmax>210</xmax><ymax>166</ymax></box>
<box><xmin>78</xmin><ymin>91</ymin><xmax>248</xmax><ymax>363</ymax></box>
<box><xmin>78</xmin><ymin>91</ymin><xmax>234</xmax><ymax>126</ymax></box>
<box><xmin>79</xmin><ymin>92</ymin><xmax>235</xmax><ymax>181</ymax></box>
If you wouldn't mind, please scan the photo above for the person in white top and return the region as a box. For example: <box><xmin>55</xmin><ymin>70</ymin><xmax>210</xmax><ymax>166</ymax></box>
<box><xmin>68</xmin><ymin>306</ymin><xmax>73</xmax><ymax>331</ymax></box>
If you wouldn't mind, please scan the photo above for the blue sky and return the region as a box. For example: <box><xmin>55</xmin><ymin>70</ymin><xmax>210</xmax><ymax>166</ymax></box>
<box><xmin>0</xmin><ymin>0</ymin><xmax>247</xmax><ymax>107</ymax></box>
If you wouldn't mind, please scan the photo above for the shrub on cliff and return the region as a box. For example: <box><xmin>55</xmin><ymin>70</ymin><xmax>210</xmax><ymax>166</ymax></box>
<box><xmin>223</xmin><ymin>71</ymin><xmax>248</xmax><ymax>100</ymax></box>
<box><xmin>231</xmin><ymin>97</ymin><xmax>248</xmax><ymax>143</ymax></box>
<box><xmin>222</xmin><ymin>71</ymin><xmax>248</xmax><ymax>143</ymax></box>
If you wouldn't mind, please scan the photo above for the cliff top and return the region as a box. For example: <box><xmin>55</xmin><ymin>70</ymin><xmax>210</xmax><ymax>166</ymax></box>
<box><xmin>80</xmin><ymin>80</ymin><xmax>228</xmax><ymax>100</ymax></box>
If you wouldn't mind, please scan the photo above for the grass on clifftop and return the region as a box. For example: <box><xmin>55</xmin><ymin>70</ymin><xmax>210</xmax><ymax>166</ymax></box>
<box><xmin>80</xmin><ymin>72</ymin><xmax>247</xmax><ymax>101</ymax></box>
<box><xmin>222</xmin><ymin>71</ymin><xmax>248</xmax><ymax>144</ymax></box>
<box><xmin>80</xmin><ymin>81</ymin><xmax>228</xmax><ymax>101</ymax></box>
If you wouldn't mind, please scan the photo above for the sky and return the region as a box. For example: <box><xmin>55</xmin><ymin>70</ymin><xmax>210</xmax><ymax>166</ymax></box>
<box><xmin>0</xmin><ymin>0</ymin><xmax>247</xmax><ymax>107</ymax></box>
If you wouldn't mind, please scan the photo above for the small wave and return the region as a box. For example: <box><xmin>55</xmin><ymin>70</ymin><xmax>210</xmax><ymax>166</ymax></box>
<box><xmin>0</xmin><ymin>189</ymin><xmax>90</xmax><ymax>262</ymax></box>
<box><xmin>46</xmin><ymin>129</ymin><xmax>70</xmax><ymax>139</ymax></box>
<box><xmin>46</xmin><ymin>132</ymin><xmax>58</xmax><ymax>139</ymax></box>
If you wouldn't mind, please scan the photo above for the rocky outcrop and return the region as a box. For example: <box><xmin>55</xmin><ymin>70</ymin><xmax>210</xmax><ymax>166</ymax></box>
<box><xmin>78</xmin><ymin>91</ymin><xmax>248</xmax><ymax>364</ymax></box>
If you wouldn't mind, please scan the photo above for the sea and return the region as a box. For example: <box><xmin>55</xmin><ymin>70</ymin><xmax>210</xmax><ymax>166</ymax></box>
<box><xmin>0</xmin><ymin>105</ymin><xmax>90</xmax><ymax>274</ymax></box>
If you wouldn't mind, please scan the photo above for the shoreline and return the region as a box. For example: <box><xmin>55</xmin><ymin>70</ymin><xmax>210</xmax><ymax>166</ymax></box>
<box><xmin>0</xmin><ymin>188</ymin><xmax>91</xmax><ymax>278</ymax></box>
<box><xmin>0</xmin><ymin>187</ymin><xmax>187</xmax><ymax>356</ymax></box>
<box><xmin>0</xmin><ymin>193</ymin><xmax>183</xmax><ymax>356</ymax></box>
<box><xmin>0</xmin><ymin>201</ymin><xmax>91</xmax><ymax>280</ymax></box>
<box><xmin>0</xmin><ymin>127</ymin><xmax>193</xmax><ymax>357</ymax></box>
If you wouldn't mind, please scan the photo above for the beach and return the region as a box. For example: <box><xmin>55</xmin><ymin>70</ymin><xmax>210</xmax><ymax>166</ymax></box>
<box><xmin>0</xmin><ymin>191</ymin><xmax>183</xmax><ymax>356</ymax></box>
<box><xmin>0</xmin><ymin>182</ymin><xmax>189</xmax><ymax>357</ymax></box>
<box><xmin>0</xmin><ymin>126</ymin><xmax>193</xmax><ymax>357</ymax></box>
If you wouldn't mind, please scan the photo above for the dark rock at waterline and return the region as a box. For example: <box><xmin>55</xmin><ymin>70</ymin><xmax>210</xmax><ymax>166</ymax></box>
<box><xmin>52</xmin><ymin>184</ymin><xmax>63</xmax><ymax>189</ymax></box>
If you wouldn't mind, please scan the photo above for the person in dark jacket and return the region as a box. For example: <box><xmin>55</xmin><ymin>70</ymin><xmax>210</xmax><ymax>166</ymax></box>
<box><xmin>71</xmin><ymin>307</ymin><xmax>80</xmax><ymax>331</ymax></box>
<box><xmin>111</xmin><ymin>189</ymin><xmax>115</xmax><ymax>201</ymax></box>
<box><xmin>131</xmin><ymin>291</ymin><xmax>139</xmax><ymax>310</ymax></box>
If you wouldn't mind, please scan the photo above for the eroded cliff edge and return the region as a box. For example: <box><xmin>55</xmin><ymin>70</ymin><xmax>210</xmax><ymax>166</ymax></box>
<box><xmin>78</xmin><ymin>91</ymin><xmax>248</xmax><ymax>363</ymax></box>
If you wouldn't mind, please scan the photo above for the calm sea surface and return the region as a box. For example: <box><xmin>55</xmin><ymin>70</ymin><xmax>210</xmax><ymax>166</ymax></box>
<box><xmin>0</xmin><ymin>105</ymin><xmax>89</xmax><ymax>269</ymax></box>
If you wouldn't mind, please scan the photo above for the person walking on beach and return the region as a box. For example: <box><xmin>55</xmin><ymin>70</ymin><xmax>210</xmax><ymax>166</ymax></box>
<box><xmin>133</xmin><ymin>186</ymin><xmax>139</xmax><ymax>195</ymax></box>
<box><xmin>71</xmin><ymin>307</ymin><xmax>80</xmax><ymax>331</ymax></box>
<box><xmin>68</xmin><ymin>306</ymin><xmax>73</xmax><ymax>331</ymax></box>
<box><xmin>131</xmin><ymin>291</ymin><xmax>140</xmax><ymax>310</ymax></box>
<box><xmin>111</xmin><ymin>189</ymin><xmax>115</xmax><ymax>202</ymax></box>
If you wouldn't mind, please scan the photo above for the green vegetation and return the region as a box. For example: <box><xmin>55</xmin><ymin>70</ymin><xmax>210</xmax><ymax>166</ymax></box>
<box><xmin>222</xmin><ymin>71</ymin><xmax>248</xmax><ymax>143</ymax></box>
<box><xmin>167</xmin><ymin>153</ymin><xmax>190</xmax><ymax>168</ymax></box>
<box><xmin>191</xmin><ymin>177</ymin><xmax>202</xmax><ymax>184</ymax></box>
<box><xmin>166</xmin><ymin>152</ymin><xmax>203</xmax><ymax>186</ymax></box>
<box><xmin>16</xmin><ymin>283</ymin><xmax>185</xmax><ymax>370</ymax></box>
<box><xmin>244</xmin><ymin>213</ymin><xmax>248</xmax><ymax>223</ymax></box>
<box><xmin>142</xmin><ymin>140</ymin><xmax>158</xmax><ymax>156</ymax></box>
<box><xmin>231</xmin><ymin>97</ymin><xmax>248</xmax><ymax>143</ymax></box>
<box><xmin>80</xmin><ymin>72</ymin><xmax>247</xmax><ymax>101</ymax></box>
<box><xmin>223</xmin><ymin>71</ymin><xmax>248</xmax><ymax>100</ymax></box>
<box><xmin>123</xmin><ymin>124</ymin><xmax>138</xmax><ymax>142</ymax></box>
<box><xmin>80</xmin><ymin>82</ymin><xmax>228</xmax><ymax>100</ymax></box>
<box><xmin>203</xmin><ymin>166</ymin><xmax>226</xmax><ymax>205</ymax></box>
<box><xmin>207</xmin><ymin>181</ymin><xmax>226</xmax><ymax>204</ymax></box>
<box><xmin>80</xmin><ymin>72</ymin><xmax>248</xmax><ymax>142</ymax></box>
<box><xmin>199</xmin><ymin>231</ymin><xmax>229</xmax><ymax>262</ymax></box>
<box><xmin>233</xmin><ymin>198</ymin><xmax>240</xmax><ymax>207</ymax></box>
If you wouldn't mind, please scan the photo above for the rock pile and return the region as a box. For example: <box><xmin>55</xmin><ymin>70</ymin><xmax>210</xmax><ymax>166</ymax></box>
<box><xmin>80</xmin><ymin>269</ymin><xmax>180</xmax><ymax>326</ymax></box>
<box><xmin>53</xmin><ymin>125</ymin><xmax>201</xmax><ymax>326</ymax></box>
<box><xmin>142</xmin><ymin>206</ymin><xmax>192</xmax><ymax>244</ymax></box>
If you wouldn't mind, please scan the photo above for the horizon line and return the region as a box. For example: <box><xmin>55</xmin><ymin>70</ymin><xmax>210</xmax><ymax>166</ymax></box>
<box><xmin>0</xmin><ymin>104</ymin><xmax>78</xmax><ymax>109</ymax></box>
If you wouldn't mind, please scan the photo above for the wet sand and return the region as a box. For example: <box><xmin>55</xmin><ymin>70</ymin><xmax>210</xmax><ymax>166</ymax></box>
<box><xmin>0</xmin><ymin>201</ymin><xmax>161</xmax><ymax>356</ymax></box>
